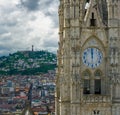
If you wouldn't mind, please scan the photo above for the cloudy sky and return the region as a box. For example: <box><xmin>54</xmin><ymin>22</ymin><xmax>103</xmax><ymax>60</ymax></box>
<box><xmin>0</xmin><ymin>0</ymin><xmax>59</xmax><ymax>56</ymax></box>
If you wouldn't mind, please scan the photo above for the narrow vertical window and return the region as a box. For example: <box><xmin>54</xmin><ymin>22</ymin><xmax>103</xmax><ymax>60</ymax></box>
<box><xmin>90</xmin><ymin>12</ymin><xmax>96</xmax><ymax>26</ymax></box>
<box><xmin>83</xmin><ymin>70</ymin><xmax>91</xmax><ymax>94</ymax></box>
<box><xmin>94</xmin><ymin>79</ymin><xmax>101</xmax><ymax>94</ymax></box>
<box><xmin>94</xmin><ymin>70</ymin><xmax>101</xmax><ymax>94</ymax></box>
<box><xmin>84</xmin><ymin>80</ymin><xmax>90</xmax><ymax>94</ymax></box>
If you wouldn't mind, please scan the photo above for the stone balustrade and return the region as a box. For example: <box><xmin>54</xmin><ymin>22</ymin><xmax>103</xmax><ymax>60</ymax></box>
<box><xmin>83</xmin><ymin>95</ymin><xmax>111</xmax><ymax>103</ymax></box>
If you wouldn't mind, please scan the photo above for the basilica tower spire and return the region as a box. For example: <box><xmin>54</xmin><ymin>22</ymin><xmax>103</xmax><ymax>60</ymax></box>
<box><xmin>56</xmin><ymin>0</ymin><xmax>120</xmax><ymax>115</ymax></box>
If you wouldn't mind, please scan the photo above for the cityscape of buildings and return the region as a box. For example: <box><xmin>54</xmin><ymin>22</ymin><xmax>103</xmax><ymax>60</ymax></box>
<box><xmin>0</xmin><ymin>70</ymin><xmax>55</xmax><ymax>115</ymax></box>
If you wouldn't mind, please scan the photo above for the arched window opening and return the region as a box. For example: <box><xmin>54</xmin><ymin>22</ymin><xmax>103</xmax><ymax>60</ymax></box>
<box><xmin>83</xmin><ymin>70</ymin><xmax>90</xmax><ymax>77</ymax></box>
<box><xmin>90</xmin><ymin>12</ymin><xmax>96</xmax><ymax>26</ymax></box>
<box><xmin>94</xmin><ymin>70</ymin><xmax>102</xmax><ymax>77</ymax></box>
<box><xmin>94</xmin><ymin>70</ymin><xmax>102</xmax><ymax>94</ymax></box>
<box><xmin>84</xmin><ymin>79</ymin><xmax>90</xmax><ymax>94</ymax></box>
<box><xmin>94</xmin><ymin>79</ymin><xmax>101</xmax><ymax>94</ymax></box>
<box><xmin>83</xmin><ymin>70</ymin><xmax>91</xmax><ymax>94</ymax></box>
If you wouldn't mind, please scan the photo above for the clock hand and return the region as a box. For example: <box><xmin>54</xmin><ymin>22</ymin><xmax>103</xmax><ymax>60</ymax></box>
<box><xmin>92</xmin><ymin>49</ymin><xmax>94</xmax><ymax>69</ymax></box>
<box><xmin>91</xmin><ymin>48</ymin><xmax>93</xmax><ymax>59</ymax></box>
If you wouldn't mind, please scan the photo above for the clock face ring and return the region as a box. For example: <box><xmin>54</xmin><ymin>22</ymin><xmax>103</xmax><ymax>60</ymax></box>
<box><xmin>82</xmin><ymin>48</ymin><xmax>103</xmax><ymax>68</ymax></box>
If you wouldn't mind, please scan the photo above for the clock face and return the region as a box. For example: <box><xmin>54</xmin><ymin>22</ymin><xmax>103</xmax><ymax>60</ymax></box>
<box><xmin>82</xmin><ymin>48</ymin><xmax>103</xmax><ymax>68</ymax></box>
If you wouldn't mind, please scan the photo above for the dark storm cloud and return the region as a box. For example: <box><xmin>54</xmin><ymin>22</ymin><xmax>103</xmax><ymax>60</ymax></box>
<box><xmin>20</xmin><ymin>0</ymin><xmax>40</xmax><ymax>11</ymax></box>
<box><xmin>20</xmin><ymin>0</ymin><xmax>59</xmax><ymax>27</ymax></box>
<box><xmin>20</xmin><ymin>0</ymin><xmax>54</xmax><ymax>11</ymax></box>
<box><xmin>39</xmin><ymin>0</ymin><xmax>53</xmax><ymax>10</ymax></box>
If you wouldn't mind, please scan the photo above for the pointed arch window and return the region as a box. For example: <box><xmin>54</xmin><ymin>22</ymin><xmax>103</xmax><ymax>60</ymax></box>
<box><xmin>94</xmin><ymin>70</ymin><xmax>102</xmax><ymax>78</ymax></box>
<box><xmin>83</xmin><ymin>70</ymin><xmax>90</xmax><ymax>77</ymax></box>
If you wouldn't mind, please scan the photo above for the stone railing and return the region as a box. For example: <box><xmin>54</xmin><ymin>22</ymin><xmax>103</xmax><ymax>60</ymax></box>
<box><xmin>83</xmin><ymin>95</ymin><xmax>111</xmax><ymax>103</ymax></box>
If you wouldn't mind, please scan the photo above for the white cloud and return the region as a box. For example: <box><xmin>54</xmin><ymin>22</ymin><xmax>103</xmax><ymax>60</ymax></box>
<box><xmin>0</xmin><ymin>0</ymin><xmax>19</xmax><ymax>6</ymax></box>
<box><xmin>0</xmin><ymin>0</ymin><xmax>59</xmax><ymax>56</ymax></box>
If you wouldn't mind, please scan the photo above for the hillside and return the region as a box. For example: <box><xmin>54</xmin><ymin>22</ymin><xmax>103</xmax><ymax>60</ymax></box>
<box><xmin>0</xmin><ymin>50</ymin><xmax>57</xmax><ymax>75</ymax></box>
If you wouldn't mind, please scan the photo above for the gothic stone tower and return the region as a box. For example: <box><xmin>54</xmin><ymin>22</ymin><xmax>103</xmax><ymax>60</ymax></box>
<box><xmin>55</xmin><ymin>0</ymin><xmax>120</xmax><ymax>115</ymax></box>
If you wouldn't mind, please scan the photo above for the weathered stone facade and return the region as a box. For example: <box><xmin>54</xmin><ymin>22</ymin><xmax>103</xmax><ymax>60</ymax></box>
<box><xmin>55</xmin><ymin>0</ymin><xmax>120</xmax><ymax>115</ymax></box>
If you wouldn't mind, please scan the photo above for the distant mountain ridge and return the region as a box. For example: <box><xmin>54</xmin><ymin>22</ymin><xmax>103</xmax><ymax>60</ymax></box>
<box><xmin>0</xmin><ymin>50</ymin><xmax>57</xmax><ymax>75</ymax></box>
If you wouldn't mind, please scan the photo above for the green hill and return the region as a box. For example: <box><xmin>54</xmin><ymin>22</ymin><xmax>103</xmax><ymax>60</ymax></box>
<box><xmin>0</xmin><ymin>50</ymin><xmax>57</xmax><ymax>75</ymax></box>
